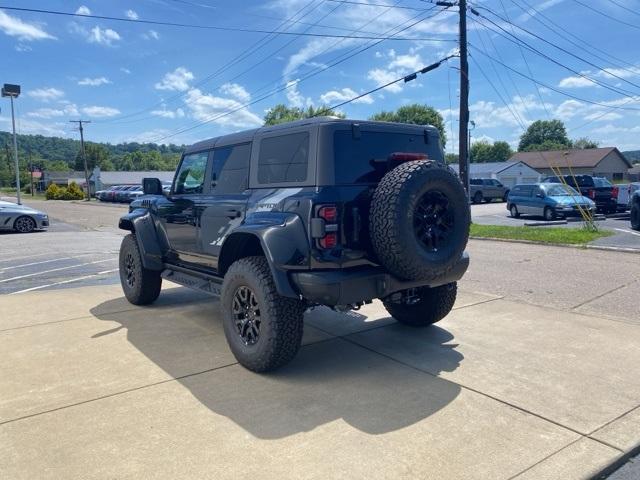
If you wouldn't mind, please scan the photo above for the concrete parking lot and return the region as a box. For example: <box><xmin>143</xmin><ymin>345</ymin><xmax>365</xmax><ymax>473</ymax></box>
<box><xmin>1</xmin><ymin>199</ymin><xmax>639</xmax><ymax>479</ymax></box>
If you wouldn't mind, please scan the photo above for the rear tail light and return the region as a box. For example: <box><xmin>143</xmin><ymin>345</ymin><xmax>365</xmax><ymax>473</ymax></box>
<box><xmin>612</xmin><ymin>186</ymin><xmax>619</xmax><ymax>198</ymax></box>
<box><xmin>319</xmin><ymin>233</ymin><xmax>338</xmax><ymax>249</ymax></box>
<box><xmin>588</xmin><ymin>189</ymin><xmax>596</xmax><ymax>199</ymax></box>
<box><xmin>318</xmin><ymin>205</ymin><xmax>337</xmax><ymax>222</ymax></box>
<box><xmin>315</xmin><ymin>204</ymin><xmax>339</xmax><ymax>250</ymax></box>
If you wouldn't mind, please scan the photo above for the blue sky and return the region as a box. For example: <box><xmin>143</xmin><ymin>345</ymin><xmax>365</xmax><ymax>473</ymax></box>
<box><xmin>0</xmin><ymin>0</ymin><xmax>639</xmax><ymax>153</ymax></box>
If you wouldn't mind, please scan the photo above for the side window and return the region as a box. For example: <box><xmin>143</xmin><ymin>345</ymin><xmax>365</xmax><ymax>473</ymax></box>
<box><xmin>212</xmin><ymin>143</ymin><xmax>251</xmax><ymax>194</ymax></box>
<box><xmin>520</xmin><ymin>186</ymin><xmax>533</xmax><ymax>197</ymax></box>
<box><xmin>470</xmin><ymin>179</ymin><xmax>482</xmax><ymax>185</ymax></box>
<box><xmin>258</xmin><ymin>132</ymin><xmax>309</xmax><ymax>184</ymax></box>
<box><xmin>174</xmin><ymin>151</ymin><xmax>209</xmax><ymax>194</ymax></box>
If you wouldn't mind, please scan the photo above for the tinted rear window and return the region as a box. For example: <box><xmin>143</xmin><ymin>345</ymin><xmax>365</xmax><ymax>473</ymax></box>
<box><xmin>334</xmin><ymin>130</ymin><xmax>437</xmax><ymax>184</ymax></box>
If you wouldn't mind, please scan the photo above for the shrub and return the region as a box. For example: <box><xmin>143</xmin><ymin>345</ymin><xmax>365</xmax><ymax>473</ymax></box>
<box><xmin>65</xmin><ymin>182</ymin><xmax>85</xmax><ymax>200</ymax></box>
<box><xmin>45</xmin><ymin>183</ymin><xmax>61</xmax><ymax>200</ymax></box>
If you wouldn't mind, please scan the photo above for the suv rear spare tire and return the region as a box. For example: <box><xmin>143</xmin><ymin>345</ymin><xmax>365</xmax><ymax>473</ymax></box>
<box><xmin>370</xmin><ymin>161</ymin><xmax>470</xmax><ymax>281</ymax></box>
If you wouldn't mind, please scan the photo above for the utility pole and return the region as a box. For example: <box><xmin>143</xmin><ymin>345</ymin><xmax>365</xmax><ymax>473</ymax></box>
<box><xmin>458</xmin><ymin>0</ymin><xmax>470</xmax><ymax>196</ymax></box>
<box><xmin>29</xmin><ymin>153</ymin><xmax>34</xmax><ymax>197</ymax></box>
<box><xmin>70</xmin><ymin>120</ymin><xmax>91</xmax><ymax>200</ymax></box>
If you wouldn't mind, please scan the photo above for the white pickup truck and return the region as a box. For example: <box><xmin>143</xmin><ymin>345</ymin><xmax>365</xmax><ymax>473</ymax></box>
<box><xmin>615</xmin><ymin>182</ymin><xmax>640</xmax><ymax>212</ymax></box>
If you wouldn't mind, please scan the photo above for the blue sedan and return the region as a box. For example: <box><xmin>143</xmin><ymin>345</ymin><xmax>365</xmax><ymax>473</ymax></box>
<box><xmin>507</xmin><ymin>183</ymin><xmax>596</xmax><ymax>221</ymax></box>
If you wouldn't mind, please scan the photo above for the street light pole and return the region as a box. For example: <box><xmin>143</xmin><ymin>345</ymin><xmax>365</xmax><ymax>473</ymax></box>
<box><xmin>2</xmin><ymin>84</ymin><xmax>22</xmax><ymax>205</ymax></box>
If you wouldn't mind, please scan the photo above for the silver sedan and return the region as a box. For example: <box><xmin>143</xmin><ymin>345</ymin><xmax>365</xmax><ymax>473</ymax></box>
<box><xmin>0</xmin><ymin>201</ymin><xmax>49</xmax><ymax>233</ymax></box>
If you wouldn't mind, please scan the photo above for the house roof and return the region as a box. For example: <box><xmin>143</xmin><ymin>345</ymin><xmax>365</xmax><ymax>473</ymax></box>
<box><xmin>449</xmin><ymin>161</ymin><xmax>538</xmax><ymax>176</ymax></box>
<box><xmin>511</xmin><ymin>147</ymin><xmax>632</xmax><ymax>169</ymax></box>
<box><xmin>95</xmin><ymin>171</ymin><xmax>175</xmax><ymax>185</ymax></box>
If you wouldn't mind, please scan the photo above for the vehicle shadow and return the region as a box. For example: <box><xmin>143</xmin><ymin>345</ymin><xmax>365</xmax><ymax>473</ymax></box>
<box><xmin>90</xmin><ymin>291</ymin><xmax>463</xmax><ymax>439</ymax></box>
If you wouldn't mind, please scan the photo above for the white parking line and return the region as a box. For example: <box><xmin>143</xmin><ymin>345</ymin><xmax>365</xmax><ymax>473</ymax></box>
<box><xmin>9</xmin><ymin>269</ymin><xmax>119</xmax><ymax>295</ymax></box>
<box><xmin>614</xmin><ymin>228</ymin><xmax>640</xmax><ymax>237</ymax></box>
<box><xmin>0</xmin><ymin>259</ymin><xmax>116</xmax><ymax>283</ymax></box>
<box><xmin>0</xmin><ymin>252</ymin><xmax>53</xmax><ymax>264</ymax></box>
<box><xmin>0</xmin><ymin>253</ymin><xmax>106</xmax><ymax>272</ymax></box>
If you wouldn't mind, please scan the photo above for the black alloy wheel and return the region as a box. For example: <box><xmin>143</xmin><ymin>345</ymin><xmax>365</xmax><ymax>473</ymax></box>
<box><xmin>14</xmin><ymin>216</ymin><xmax>36</xmax><ymax>233</ymax></box>
<box><xmin>124</xmin><ymin>252</ymin><xmax>136</xmax><ymax>288</ymax></box>
<box><xmin>232</xmin><ymin>285</ymin><xmax>261</xmax><ymax>346</ymax></box>
<box><xmin>413</xmin><ymin>190</ymin><xmax>454</xmax><ymax>253</ymax></box>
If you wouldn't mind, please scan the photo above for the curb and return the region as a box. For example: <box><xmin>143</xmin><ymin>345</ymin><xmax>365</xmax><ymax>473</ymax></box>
<box><xmin>469</xmin><ymin>236</ymin><xmax>640</xmax><ymax>254</ymax></box>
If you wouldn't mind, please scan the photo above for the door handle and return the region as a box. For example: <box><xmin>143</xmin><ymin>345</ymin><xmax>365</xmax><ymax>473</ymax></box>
<box><xmin>225</xmin><ymin>209</ymin><xmax>241</xmax><ymax>218</ymax></box>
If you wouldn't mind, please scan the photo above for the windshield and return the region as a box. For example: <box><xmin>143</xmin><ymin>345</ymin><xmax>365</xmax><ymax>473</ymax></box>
<box><xmin>593</xmin><ymin>177</ymin><xmax>612</xmax><ymax>187</ymax></box>
<box><xmin>544</xmin><ymin>184</ymin><xmax>580</xmax><ymax>196</ymax></box>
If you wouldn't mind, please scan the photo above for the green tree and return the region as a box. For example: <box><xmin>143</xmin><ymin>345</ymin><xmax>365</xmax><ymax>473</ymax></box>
<box><xmin>491</xmin><ymin>141</ymin><xmax>513</xmax><ymax>162</ymax></box>
<box><xmin>370</xmin><ymin>104</ymin><xmax>447</xmax><ymax>147</ymax></box>
<box><xmin>522</xmin><ymin>140</ymin><xmax>571</xmax><ymax>152</ymax></box>
<box><xmin>572</xmin><ymin>137</ymin><xmax>599</xmax><ymax>149</ymax></box>
<box><xmin>75</xmin><ymin>143</ymin><xmax>112</xmax><ymax>171</ymax></box>
<box><xmin>518</xmin><ymin>120</ymin><xmax>570</xmax><ymax>151</ymax></box>
<box><xmin>470</xmin><ymin>140</ymin><xmax>493</xmax><ymax>163</ymax></box>
<box><xmin>263</xmin><ymin>104</ymin><xmax>344</xmax><ymax>126</ymax></box>
<box><xmin>444</xmin><ymin>153</ymin><xmax>458</xmax><ymax>164</ymax></box>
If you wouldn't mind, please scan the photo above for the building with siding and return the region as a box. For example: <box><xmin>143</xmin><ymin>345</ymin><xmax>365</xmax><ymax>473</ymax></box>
<box><xmin>510</xmin><ymin>147</ymin><xmax>632</xmax><ymax>182</ymax></box>
<box><xmin>449</xmin><ymin>161</ymin><xmax>542</xmax><ymax>188</ymax></box>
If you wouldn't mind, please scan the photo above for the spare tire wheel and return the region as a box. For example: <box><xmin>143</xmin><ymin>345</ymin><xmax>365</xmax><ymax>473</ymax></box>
<box><xmin>370</xmin><ymin>160</ymin><xmax>470</xmax><ymax>281</ymax></box>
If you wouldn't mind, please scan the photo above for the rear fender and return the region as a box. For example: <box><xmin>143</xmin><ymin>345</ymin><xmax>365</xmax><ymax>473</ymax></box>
<box><xmin>221</xmin><ymin>212</ymin><xmax>310</xmax><ymax>298</ymax></box>
<box><xmin>119</xmin><ymin>209</ymin><xmax>163</xmax><ymax>271</ymax></box>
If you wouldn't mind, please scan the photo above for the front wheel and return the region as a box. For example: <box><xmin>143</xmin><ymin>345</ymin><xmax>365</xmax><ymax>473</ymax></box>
<box><xmin>510</xmin><ymin>204</ymin><xmax>520</xmax><ymax>218</ymax></box>
<box><xmin>383</xmin><ymin>283</ymin><xmax>457</xmax><ymax>327</ymax></box>
<box><xmin>221</xmin><ymin>256</ymin><xmax>306</xmax><ymax>372</ymax></box>
<box><xmin>473</xmin><ymin>191</ymin><xmax>483</xmax><ymax>204</ymax></box>
<box><xmin>119</xmin><ymin>234</ymin><xmax>162</xmax><ymax>305</ymax></box>
<box><xmin>14</xmin><ymin>216</ymin><xmax>36</xmax><ymax>233</ymax></box>
<box><xmin>543</xmin><ymin>207</ymin><xmax>556</xmax><ymax>221</ymax></box>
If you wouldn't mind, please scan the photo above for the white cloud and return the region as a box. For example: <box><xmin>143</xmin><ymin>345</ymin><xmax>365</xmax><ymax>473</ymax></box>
<box><xmin>0</xmin><ymin>11</ymin><xmax>56</xmax><ymax>41</ymax></box>
<box><xmin>88</xmin><ymin>26</ymin><xmax>121</xmax><ymax>46</ymax></box>
<box><xmin>367</xmin><ymin>69</ymin><xmax>403</xmax><ymax>93</ymax></box>
<box><xmin>75</xmin><ymin>6</ymin><xmax>91</xmax><ymax>15</ymax></box>
<box><xmin>0</xmin><ymin>116</ymin><xmax>68</xmax><ymax>137</ymax></box>
<box><xmin>388</xmin><ymin>53</ymin><xmax>423</xmax><ymax>71</ymax></box>
<box><xmin>597</xmin><ymin>66</ymin><xmax>640</xmax><ymax>80</ymax></box>
<box><xmin>27</xmin><ymin>87</ymin><xmax>65</xmax><ymax>102</ymax></box>
<box><xmin>319</xmin><ymin>87</ymin><xmax>373</xmax><ymax>105</ymax></box>
<box><xmin>155</xmin><ymin>67</ymin><xmax>194</xmax><ymax>91</ymax></box>
<box><xmin>82</xmin><ymin>106</ymin><xmax>121</xmax><ymax>117</ymax></box>
<box><xmin>285</xmin><ymin>80</ymin><xmax>311</xmax><ymax>108</ymax></box>
<box><xmin>185</xmin><ymin>88</ymin><xmax>262</xmax><ymax>128</ymax></box>
<box><xmin>558</xmin><ymin>76</ymin><xmax>597</xmax><ymax>88</ymax></box>
<box><xmin>151</xmin><ymin>107</ymin><xmax>185</xmax><ymax>119</ymax></box>
<box><xmin>219</xmin><ymin>83</ymin><xmax>251</xmax><ymax>103</ymax></box>
<box><xmin>125</xmin><ymin>10</ymin><xmax>139</xmax><ymax>20</ymax></box>
<box><xmin>583</xmin><ymin>111</ymin><xmax>623</xmax><ymax>122</ymax></box>
<box><xmin>15</xmin><ymin>43</ymin><xmax>32</xmax><ymax>52</ymax></box>
<box><xmin>78</xmin><ymin>76</ymin><xmax>111</xmax><ymax>86</ymax></box>
<box><xmin>120</xmin><ymin>67</ymin><xmax>131</xmax><ymax>74</ymax></box>
<box><xmin>142</xmin><ymin>29</ymin><xmax>160</xmax><ymax>40</ymax></box>
<box><xmin>27</xmin><ymin>103</ymin><xmax>80</xmax><ymax>119</ymax></box>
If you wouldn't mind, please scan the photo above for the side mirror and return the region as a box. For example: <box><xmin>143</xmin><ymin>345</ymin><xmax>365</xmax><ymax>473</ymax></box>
<box><xmin>142</xmin><ymin>177</ymin><xmax>163</xmax><ymax>195</ymax></box>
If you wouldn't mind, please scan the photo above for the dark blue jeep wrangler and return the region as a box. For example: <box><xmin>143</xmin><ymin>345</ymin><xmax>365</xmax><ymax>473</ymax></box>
<box><xmin>118</xmin><ymin>117</ymin><xmax>470</xmax><ymax>372</ymax></box>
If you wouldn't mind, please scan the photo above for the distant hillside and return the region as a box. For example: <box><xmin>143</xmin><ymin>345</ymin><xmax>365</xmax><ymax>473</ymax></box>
<box><xmin>622</xmin><ymin>150</ymin><xmax>640</xmax><ymax>164</ymax></box>
<box><xmin>0</xmin><ymin>131</ymin><xmax>184</xmax><ymax>164</ymax></box>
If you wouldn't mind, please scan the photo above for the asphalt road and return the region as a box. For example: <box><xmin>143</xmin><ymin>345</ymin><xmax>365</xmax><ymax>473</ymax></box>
<box><xmin>472</xmin><ymin>201</ymin><xmax>640</xmax><ymax>251</ymax></box>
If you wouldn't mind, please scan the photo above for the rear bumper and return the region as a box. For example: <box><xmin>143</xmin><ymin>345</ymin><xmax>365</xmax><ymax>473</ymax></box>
<box><xmin>290</xmin><ymin>252</ymin><xmax>469</xmax><ymax>306</ymax></box>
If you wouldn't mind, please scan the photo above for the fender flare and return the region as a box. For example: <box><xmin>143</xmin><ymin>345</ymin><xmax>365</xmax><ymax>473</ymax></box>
<box><xmin>118</xmin><ymin>209</ymin><xmax>164</xmax><ymax>271</ymax></box>
<box><xmin>219</xmin><ymin>212</ymin><xmax>310</xmax><ymax>298</ymax></box>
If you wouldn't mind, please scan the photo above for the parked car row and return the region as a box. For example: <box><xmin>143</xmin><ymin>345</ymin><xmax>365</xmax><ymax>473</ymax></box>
<box><xmin>469</xmin><ymin>178</ymin><xmax>510</xmax><ymax>204</ymax></box>
<box><xmin>542</xmin><ymin>175</ymin><xmax>618</xmax><ymax>213</ymax></box>
<box><xmin>615</xmin><ymin>182</ymin><xmax>640</xmax><ymax>212</ymax></box>
<box><xmin>96</xmin><ymin>183</ymin><xmax>170</xmax><ymax>203</ymax></box>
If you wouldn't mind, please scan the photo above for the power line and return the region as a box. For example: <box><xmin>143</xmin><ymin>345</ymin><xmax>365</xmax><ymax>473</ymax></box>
<box><xmin>147</xmin><ymin>8</ymin><xmax>448</xmax><ymax>142</ymax></box>
<box><xmin>98</xmin><ymin>0</ymin><xmax>325</xmax><ymax>123</ymax></box>
<box><xmin>571</xmin><ymin>0</ymin><xmax>640</xmax><ymax>30</ymax></box>
<box><xmin>468</xmin><ymin>11</ymin><xmax>640</xmax><ymax>100</ymax></box>
<box><xmin>470</xmin><ymin>4</ymin><xmax>640</xmax><ymax>95</ymax></box>
<box><xmin>323</xmin><ymin>0</ymin><xmax>432</xmax><ymax>11</ymax></box>
<box><xmin>0</xmin><ymin>5</ymin><xmax>453</xmax><ymax>41</ymax></box>
<box><xmin>468</xmin><ymin>44</ymin><xmax>640</xmax><ymax>112</ymax></box>
<box><xmin>513</xmin><ymin>0</ymin><xmax>639</xmax><ymax>77</ymax></box>
<box><xmin>313</xmin><ymin>54</ymin><xmax>457</xmax><ymax>115</ymax></box>
<box><xmin>606</xmin><ymin>0</ymin><xmax>640</xmax><ymax>18</ymax></box>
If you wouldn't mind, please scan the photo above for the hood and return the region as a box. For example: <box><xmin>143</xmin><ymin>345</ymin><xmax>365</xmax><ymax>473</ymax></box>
<box><xmin>551</xmin><ymin>195</ymin><xmax>593</xmax><ymax>206</ymax></box>
<box><xmin>0</xmin><ymin>201</ymin><xmax>44</xmax><ymax>214</ymax></box>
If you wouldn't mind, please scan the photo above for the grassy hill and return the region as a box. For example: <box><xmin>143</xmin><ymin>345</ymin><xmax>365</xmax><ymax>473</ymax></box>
<box><xmin>622</xmin><ymin>150</ymin><xmax>640</xmax><ymax>164</ymax></box>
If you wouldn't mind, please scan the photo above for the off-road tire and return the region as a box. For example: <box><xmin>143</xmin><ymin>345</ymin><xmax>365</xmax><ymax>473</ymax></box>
<box><xmin>119</xmin><ymin>234</ymin><xmax>162</xmax><ymax>305</ymax></box>
<box><xmin>221</xmin><ymin>256</ymin><xmax>306</xmax><ymax>372</ymax></box>
<box><xmin>370</xmin><ymin>161</ymin><xmax>470</xmax><ymax>282</ymax></box>
<box><xmin>631</xmin><ymin>199</ymin><xmax>640</xmax><ymax>231</ymax></box>
<box><xmin>383</xmin><ymin>282</ymin><xmax>457</xmax><ymax>327</ymax></box>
